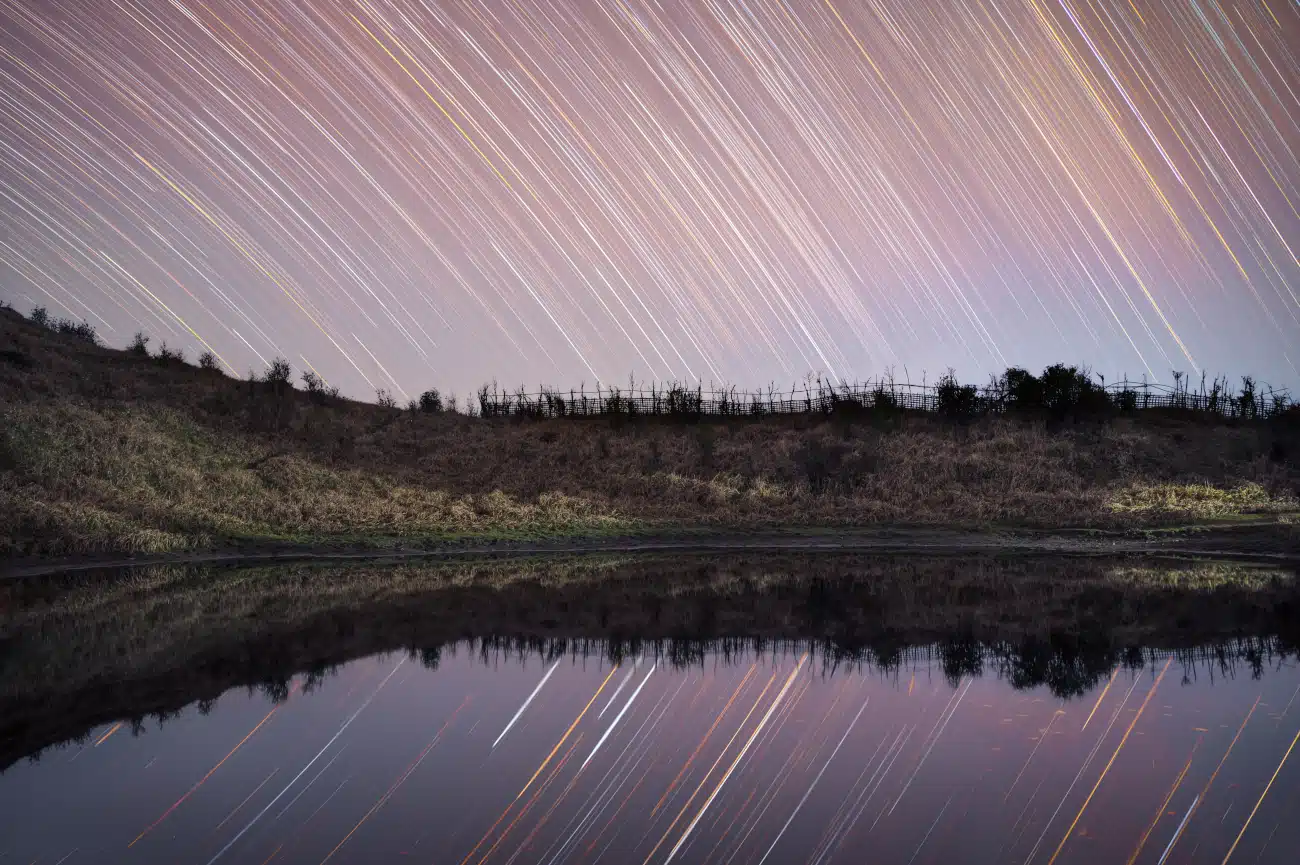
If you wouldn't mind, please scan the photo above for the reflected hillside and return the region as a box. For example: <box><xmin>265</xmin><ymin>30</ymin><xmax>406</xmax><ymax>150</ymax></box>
<box><xmin>2</xmin><ymin>553</ymin><xmax>1298</xmax><ymax>770</ymax></box>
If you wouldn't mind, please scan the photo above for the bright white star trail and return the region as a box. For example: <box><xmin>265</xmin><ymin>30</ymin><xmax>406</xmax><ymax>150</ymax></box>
<box><xmin>1</xmin><ymin>0</ymin><xmax>1298</xmax><ymax>397</ymax></box>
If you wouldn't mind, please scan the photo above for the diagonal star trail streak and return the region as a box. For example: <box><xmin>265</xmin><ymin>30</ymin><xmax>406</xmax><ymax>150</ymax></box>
<box><xmin>1</xmin><ymin>0</ymin><xmax>1298</xmax><ymax>398</ymax></box>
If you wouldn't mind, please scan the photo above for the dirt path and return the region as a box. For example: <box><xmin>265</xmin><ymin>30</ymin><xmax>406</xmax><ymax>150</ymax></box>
<box><xmin>3</xmin><ymin>523</ymin><xmax>1297</xmax><ymax>579</ymax></box>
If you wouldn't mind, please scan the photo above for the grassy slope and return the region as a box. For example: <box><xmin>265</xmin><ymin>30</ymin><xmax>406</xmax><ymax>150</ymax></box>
<box><xmin>2</xmin><ymin>307</ymin><xmax>1299</xmax><ymax>556</ymax></box>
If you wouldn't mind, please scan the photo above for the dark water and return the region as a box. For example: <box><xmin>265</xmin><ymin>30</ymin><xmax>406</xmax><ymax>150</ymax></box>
<box><xmin>4</xmin><ymin>554</ymin><xmax>1300</xmax><ymax>864</ymax></box>
<box><xmin>2</xmin><ymin>645</ymin><xmax>1298</xmax><ymax>865</ymax></box>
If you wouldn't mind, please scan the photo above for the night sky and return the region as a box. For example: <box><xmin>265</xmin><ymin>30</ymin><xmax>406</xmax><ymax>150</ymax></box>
<box><xmin>2</xmin><ymin>0</ymin><xmax>1299</xmax><ymax>401</ymax></box>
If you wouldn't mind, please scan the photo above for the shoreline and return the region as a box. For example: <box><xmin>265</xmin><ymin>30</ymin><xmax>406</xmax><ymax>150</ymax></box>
<box><xmin>4</xmin><ymin>520</ymin><xmax>1297</xmax><ymax>579</ymax></box>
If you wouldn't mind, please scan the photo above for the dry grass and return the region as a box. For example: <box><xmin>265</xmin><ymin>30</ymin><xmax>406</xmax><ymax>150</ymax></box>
<box><xmin>2</xmin><ymin>307</ymin><xmax>1299</xmax><ymax>555</ymax></box>
<box><xmin>1108</xmin><ymin>481</ymin><xmax>1298</xmax><ymax>519</ymax></box>
<box><xmin>1104</xmin><ymin>561</ymin><xmax>1295</xmax><ymax>590</ymax></box>
<box><xmin>0</xmin><ymin>402</ymin><xmax>625</xmax><ymax>555</ymax></box>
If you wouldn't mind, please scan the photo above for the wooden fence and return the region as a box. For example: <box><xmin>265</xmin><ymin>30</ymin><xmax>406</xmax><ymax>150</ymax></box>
<box><xmin>472</xmin><ymin>375</ymin><xmax>1294</xmax><ymax>420</ymax></box>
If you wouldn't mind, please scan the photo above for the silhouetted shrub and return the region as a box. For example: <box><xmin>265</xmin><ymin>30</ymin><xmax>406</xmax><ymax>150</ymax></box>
<box><xmin>1072</xmin><ymin>370</ymin><xmax>1114</xmax><ymax>416</ymax></box>
<box><xmin>1001</xmin><ymin>367</ymin><xmax>1043</xmax><ymax>412</ymax></box>
<box><xmin>936</xmin><ymin>370</ymin><xmax>980</xmax><ymax>419</ymax></box>
<box><xmin>871</xmin><ymin>387</ymin><xmax>898</xmax><ymax>411</ymax></box>
<box><xmin>1236</xmin><ymin>376</ymin><xmax>1258</xmax><ymax>419</ymax></box>
<box><xmin>1056</xmin><ymin>365</ymin><xmax>1110</xmax><ymax>416</ymax></box>
<box><xmin>999</xmin><ymin>364</ymin><xmax>1111</xmax><ymax>419</ymax></box>
<box><xmin>128</xmin><ymin>332</ymin><xmax>150</xmax><ymax>356</ymax></box>
<box><xmin>263</xmin><ymin>358</ymin><xmax>292</xmax><ymax>387</ymax></box>
<box><xmin>55</xmin><ymin>319</ymin><xmax>97</xmax><ymax>344</ymax></box>
<box><xmin>663</xmin><ymin>384</ymin><xmax>703</xmax><ymax>420</ymax></box>
<box><xmin>603</xmin><ymin>386</ymin><xmax>626</xmax><ymax>417</ymax></box>
<box><xmin>419</xmin><ymin>388</ymin><xmax>444</xmax><ymax>413</ymax></box>
<box><xmin>1040</xmin><ymin>364</ymin><xmax>1087</xmax><ymax>417</ymax></box>
<box><xmin>542</xmin><ymin>390</ymin><xmax>567</xmax><ymax>417</ymax></box>
<box><xmin>28</xmin><ymin>306</ymin><xmax>97</xmax><ymax>344</ymax></box>
<box><xmin>198</xmin><ymin>351</ymin><xmax>218</xmax><ymax>371</ymax></box>
<box><xmin>827</xmin><ymin>392</ymin><xmax>868</xmax><ymax>419</ymax></box>
<box><xmin>156</xmin><ymin>342</ymin><xmax>184</xmax><ymax>364</ymax></box>
<box><xmin>302</xmin><ymin>370</ymin><xmax>341</xmax><ymax>404</ymax></box>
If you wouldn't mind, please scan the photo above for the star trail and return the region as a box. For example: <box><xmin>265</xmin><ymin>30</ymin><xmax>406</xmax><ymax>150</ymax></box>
<box><xmin>1</xmin><ymin>0</ymin><xmax>1298</xmax><ymax>399</ymax></box>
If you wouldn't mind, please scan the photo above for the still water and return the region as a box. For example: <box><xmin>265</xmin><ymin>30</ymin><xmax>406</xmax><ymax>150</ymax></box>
<box><xmin>2</xmin><ymin>645</ymin><xmax>1298</xmax><ymax>865</ymax></box>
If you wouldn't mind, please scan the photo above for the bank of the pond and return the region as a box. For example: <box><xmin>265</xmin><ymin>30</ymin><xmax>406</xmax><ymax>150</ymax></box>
<box><xmin>2</xmin><ymin>521</ymin><xmax>1298</xmax><ymax>580</ymax></box>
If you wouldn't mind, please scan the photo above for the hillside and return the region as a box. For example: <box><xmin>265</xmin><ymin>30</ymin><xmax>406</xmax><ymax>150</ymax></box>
<box><xmin>1</xmin><ymin>306</ymin><xmax>1298</xmax><ymax>558</ymax></box>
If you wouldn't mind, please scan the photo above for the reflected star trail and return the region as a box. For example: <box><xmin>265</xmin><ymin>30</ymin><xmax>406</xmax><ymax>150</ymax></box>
<box><xmin>2</xmin><ymin>647</ymin><xmax>1299</xmax><ymax>864</ymax></box>
<box><xmin>1</xmin><ymin>0</ymin><xmax>1299</xmax><ymax>398</ymax></box>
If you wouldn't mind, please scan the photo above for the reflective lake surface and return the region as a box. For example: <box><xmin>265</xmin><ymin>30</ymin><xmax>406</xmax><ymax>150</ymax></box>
<box><xmin>2</xmin><ymin>554</ymin><xmax>1299</xmax><ymax>864</ymax></box>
